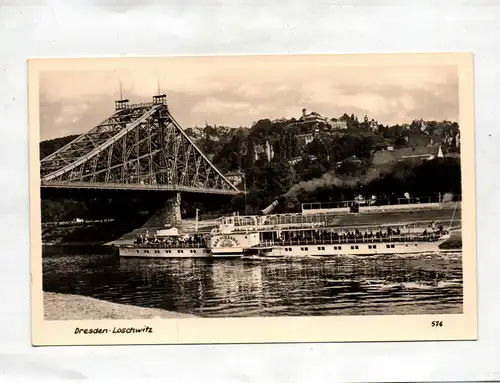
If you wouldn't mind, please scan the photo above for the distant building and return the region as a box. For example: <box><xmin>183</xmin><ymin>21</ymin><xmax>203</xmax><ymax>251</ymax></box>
<box><xmin>372</xmin><ymin>145</ymin><xmax>444</xmax><ymax>165</ymax></box>
<box><xmin>300</xmin><ymin>108</ymin><xmax>330</xmax><ymax>124</ymax></box>
<box><xmin>288</xmin><ymin>155</ymin><xmax>317</xmax><ymax>166</ymax></box>
<box><xmin>265</xmin><ymin>140</ymin><xmax>274</xmax><ymax>160</ymax></box>
<box><xmin>271</xmin><ymin>117</ymin><xmax>288</xmax><ymax>123</ymax></box>
<box><xmin>225</xmin><ymin>170</ymin><xmax>245</xmax><ymax>187</ymax></box>
<box><xmin>288</xmin><ymin>157</ymin><xmax>302</xmax><ymax>165</ymax></box>
<box><xmin>330</xmin><ymin>119</ymin><xmax>348</xmax><ymax>131</ymax></box>
<box><xmin>296</xmin><ymin>133</ymin><xmax>315</xmax><ymax>148</ymax></box>
<box><xmin>363</xmin><ymin>114</ymin><xmax>379</xmax><ymax>132</ymax></box>
<box><xmin>397</xmin><ymin>145</ymin><xmax>443</xmax><ymax>161</ymax></box>
<box><xmin>412</xmin><ymin>118</ymin><xmax>428</xmax><ymax>133</ymax></box>
<box><xmin>336</xmin><ymin>155</ymin><xmax>362</xmax><ymax>168</ymax></box>
<box><xmin>253</xmin><ymin>140</ymin><xmax>275</xmax><ymax>161</ymax></box>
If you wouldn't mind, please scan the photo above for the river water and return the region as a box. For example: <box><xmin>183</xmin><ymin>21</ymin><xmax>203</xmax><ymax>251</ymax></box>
<box><xmin>43</xmin><ymin>251</ymin><xmax>463</xmax><ymax>317</ymax></box>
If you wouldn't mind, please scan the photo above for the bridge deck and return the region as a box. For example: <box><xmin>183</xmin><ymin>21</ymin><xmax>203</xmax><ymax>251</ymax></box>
<box><xmin>40</xmin><ymin>182</ymin><xmax>241</xmax><ymax>195</ymax></box>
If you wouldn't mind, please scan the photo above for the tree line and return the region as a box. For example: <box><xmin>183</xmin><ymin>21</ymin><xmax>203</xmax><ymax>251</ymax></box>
<box><xmin>39</xmin><ymin>113</ymin><xmax>461</xmax><ymax>221</ymax></box>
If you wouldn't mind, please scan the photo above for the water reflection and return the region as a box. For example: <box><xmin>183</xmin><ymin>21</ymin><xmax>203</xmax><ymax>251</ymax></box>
<box><xmin>43</xmin><ymin>252</ymin><xmax>463</xmax><ymax>317</ymax></box>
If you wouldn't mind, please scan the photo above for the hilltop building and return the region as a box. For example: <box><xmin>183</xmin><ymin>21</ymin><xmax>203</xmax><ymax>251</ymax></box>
<box><xmin>364</xmin><ymin>115</ymin><xmax>379</xmax><ymax>132</ymax></box>
<box><xmin>294</xmin><ymin>108</ymin><xmax>347</xmax><ymax>131</ymax></box>
<box><xmin>299</xmin><ymin>108</ymin><xmax>330</xmax><ymax>124</ymax></box>
<box><xmin>292</xmin><ymin>108</ymin><xmax>348</xmax><ymax>151</ymax></box>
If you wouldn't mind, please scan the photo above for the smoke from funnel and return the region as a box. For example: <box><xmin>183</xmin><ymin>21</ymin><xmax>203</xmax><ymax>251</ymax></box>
<box><xmin>284</xmin><ymin>162</ymin><xmax>398</xmax><ymax>199</ymax></box>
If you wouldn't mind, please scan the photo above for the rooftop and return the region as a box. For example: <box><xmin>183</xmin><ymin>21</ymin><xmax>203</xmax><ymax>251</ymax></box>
<box><xmin>373</xmin><ymin>145</ymin><xmax>443</xmax><ymax>165</ymax></box>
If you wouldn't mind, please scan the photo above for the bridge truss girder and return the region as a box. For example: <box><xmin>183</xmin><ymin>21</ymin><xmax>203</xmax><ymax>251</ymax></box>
<box><xmin>40</xmin><ymin>102</ymin><xmax>240</xmax><ymax>195</ymax></box>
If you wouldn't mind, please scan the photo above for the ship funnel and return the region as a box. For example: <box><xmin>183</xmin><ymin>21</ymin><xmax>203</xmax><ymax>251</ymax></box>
<box><xmin>261</xmin><ymin>200</ymin><xmax>279</xmax><ymax>215</ymax></box>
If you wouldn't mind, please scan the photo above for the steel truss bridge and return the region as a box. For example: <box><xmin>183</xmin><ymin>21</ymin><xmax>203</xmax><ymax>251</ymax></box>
<box><xmin>40</xmin><ymin>95</ymin><xmax>240</xmax><ymax>196</ymax></box>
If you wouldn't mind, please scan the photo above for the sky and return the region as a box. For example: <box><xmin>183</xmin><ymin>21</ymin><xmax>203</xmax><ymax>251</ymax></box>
<box><xmin>38</xmin><ymin>55</ymin><xmax>459</xmax><ymax>141</ymax></box>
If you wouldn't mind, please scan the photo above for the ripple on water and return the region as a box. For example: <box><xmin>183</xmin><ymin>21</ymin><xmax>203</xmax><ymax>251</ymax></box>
<box><xmin>42</xmin><ymin>252</ymin><xmax>464</xmax><ymax>317</ymax></box>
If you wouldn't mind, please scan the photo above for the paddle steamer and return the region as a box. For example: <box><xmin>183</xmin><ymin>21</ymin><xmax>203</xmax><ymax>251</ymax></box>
<box><xmin>117</xmin><ymin>207</ymin><xmax>453</xmax><ymax>259</ymax></box>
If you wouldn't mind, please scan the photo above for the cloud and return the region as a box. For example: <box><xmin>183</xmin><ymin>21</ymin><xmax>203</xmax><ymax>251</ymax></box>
<box><xmin>192</xmin><ymin>97</ymin><xmax>252</xmax><ymax>114</ymax></box>
<box><xmin>38</xmin><ymin>57</ymin><xmax>459</xmax><ymax>140</ymax></box>
<box><xmin>39</xmin><ymin>92</ymin><xmax>115</xmax><ymax>140</ymax></box>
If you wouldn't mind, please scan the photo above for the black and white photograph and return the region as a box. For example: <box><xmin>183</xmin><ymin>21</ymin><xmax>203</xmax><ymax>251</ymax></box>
<box><xmin>29</xmin><ymin>53</ymin><xmax>476</xmax><ymax>345</ymax></box>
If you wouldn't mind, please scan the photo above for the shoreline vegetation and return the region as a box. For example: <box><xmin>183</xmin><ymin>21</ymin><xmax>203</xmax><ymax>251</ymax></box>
<box><xmin>40</xmin><ymin>116</ymin><xmax>461</xmax><ymax>224</ymax></box>
<box><xmin>43</xmin><ymin>292</ymin><xmax>195</xmax><ymax>320</ymax></box>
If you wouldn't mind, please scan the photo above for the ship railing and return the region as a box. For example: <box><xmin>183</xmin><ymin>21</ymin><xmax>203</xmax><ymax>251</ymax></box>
<box><xmin>255</xmin><ymin>234</ymin><xmax>443</xmax><ymax>247</ymax></box>
<box><xmin>134</xmin><ymin>242</ymin><xmax>207</xmax><ymax>249</ymax></box>
<box><xmin>214</xmin><ymin>212</ymin><xmax>337</xmax><ymax>227</ymax></box>
<box><xmin>211</xmin><ymin>222</ymin><xmax>326</xmax><ymax>234</ymax></box>
<box><xmin>212</xmin><ymin>222</ymin><xmax>438</xmax><ymax>235</ymax></box>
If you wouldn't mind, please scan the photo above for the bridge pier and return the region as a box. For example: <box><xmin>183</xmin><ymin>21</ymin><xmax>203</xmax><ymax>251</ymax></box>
<box><xmin>163</xmin><ymin>192</ymin><xmax>182</xmax><ymax>226</ymax></box>
<box><xmin>143</xmin><ymin>192</ymin><xmax>182</xmax><ymax>229</ymax></box>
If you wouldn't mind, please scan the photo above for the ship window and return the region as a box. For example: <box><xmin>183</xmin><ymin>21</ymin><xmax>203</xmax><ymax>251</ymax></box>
<box><xmin>338</xmin><ymin>246</ymin><xmax>342</xmax><ymax>250</ymax></box>
<box><xmin>136</xmin><ymin>250</ymin><xmax>139</xmax><ymax>253</ymax></box>
<box><xmin>322</xmin><ymin>247</ymin><xmax>325</xmax><ymax>250</ymax></box>
<box><xmin>245</xmin><ymin>236</ymin><xmax>247</xmax><ymax>239</ymax></box>
<box><xmin>368</xmin><ymin>245</ymin><xmax>372</xmax><ymax>249</ymax></box>
<box><xmin>373</xmin><ymin>245</ymin><xmax>377</xmax><ymax>249</ymax></box>
<box><xmin>351</xmin><ymin>246</ymin><xmax>354</xmax><ymax>250</ymax></box>
<box><xmin>386</xmin><ymin>245</ymin><xmax>390</xmax><ymax>248</ymax></box>
<box><xmin>355</xmin><ymin>246</ymin><xmax>359</xmax><ymax>249</ymax></box>
<box><xmin>305</xmin><ymin>247</ymin><xmax>308</xmax><ymax>251</ymax></box>
<box><xmin>145</xmin><ymin>250</ymin><xmax>149</xmax><ymax>253</ymax></box>
<box><xmin>193</xmin><ymin>250</ymin><xmax>196</xmax><ymax>253</ymax></box>
<box><xmin>317</xmin><ymin>247</ymin><xmax>321</xmax><ymax>250</ymax></box>
<box><xmin>415</xmin><ymin>244</ymin><xmax>418</xmax><ymax>246</ymax></box>
<box><xmin>391</xmin><ymin>244</ymin><xmax>395</xmax><ymax>248</ymax></box>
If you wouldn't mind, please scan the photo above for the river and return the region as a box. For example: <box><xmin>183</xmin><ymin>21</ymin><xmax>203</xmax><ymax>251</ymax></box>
<box><xmin>42</xmin><ymin>251</ymin><xmax>463</xmax><ymax>317</ymax></box>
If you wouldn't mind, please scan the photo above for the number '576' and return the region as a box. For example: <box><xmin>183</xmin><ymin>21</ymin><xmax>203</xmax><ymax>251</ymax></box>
<box><xmin>431</xmin><ymin>321</ymin><xmax>443</xmax><ymax>327</ymax></box>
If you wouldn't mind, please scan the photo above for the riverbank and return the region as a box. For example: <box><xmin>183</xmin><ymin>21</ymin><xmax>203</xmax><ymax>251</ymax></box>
<box><xmin>44</xmin><ymin>292</ymin><xmax>196</xmax><ymax>320</ymax></box>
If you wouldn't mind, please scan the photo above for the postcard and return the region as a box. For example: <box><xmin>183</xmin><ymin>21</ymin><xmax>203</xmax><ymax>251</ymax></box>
<box><xmin>29</xmin><ymin>53</ymin><xmax>476</xmax><ymax>345</ymax></box>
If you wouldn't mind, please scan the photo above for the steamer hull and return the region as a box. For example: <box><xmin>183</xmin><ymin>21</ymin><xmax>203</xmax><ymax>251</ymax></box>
<box><xmin>250</xmin><ymin>239</ymin><xmax>447</xmax><ymax>258</ymax></box>
<box><xmin>119</xmin><ymin>246</ymin><xmax>211</xmax><ymax>258</ymax></box>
